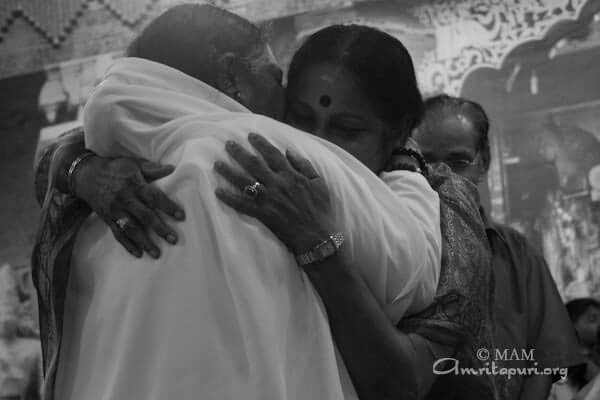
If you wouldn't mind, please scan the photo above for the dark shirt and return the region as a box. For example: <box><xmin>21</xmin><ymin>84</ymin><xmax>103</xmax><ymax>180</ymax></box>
<box><xmin>486</xmin><ymin>220</ymin><xmax>584</xmax><ymax>399</ymax></box>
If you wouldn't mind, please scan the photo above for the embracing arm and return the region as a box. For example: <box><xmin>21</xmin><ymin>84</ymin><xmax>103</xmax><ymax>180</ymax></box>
<box><xmin>303</xmin><ymin>254</ymin><xmax>454</xmax><ymax>400</ymax></box>
<box><xmin>36</xmin><ymin>127</ymin><xmax>185</xmax><ymax>257</ymax></box>
<box><xmin>215</xmin><ymin>133</ymin><xmax>458</xmax><ymax>400</ymax></box>
<box><xmin>34</xmin><ymin>127</ymin><xmax>86</xmax><ymax>204</ymax></box>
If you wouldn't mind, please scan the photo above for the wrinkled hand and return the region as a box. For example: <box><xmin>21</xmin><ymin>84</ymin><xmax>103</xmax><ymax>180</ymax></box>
<box><xmin>73</xmin><ymin>155</ymin><xmax>185</xmax><ymax>258</ymax></box>
<box><xmin>214</xmin><ymin>133</ymin><xmax>335</xmax><ymax>255</ymax></box>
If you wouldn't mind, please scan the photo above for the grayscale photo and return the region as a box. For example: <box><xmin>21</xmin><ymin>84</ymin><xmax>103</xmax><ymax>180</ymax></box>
<box><xmin>1</xmin><ymin>1</ymin><xmax>599</xmax><ymax>399</ymax></box>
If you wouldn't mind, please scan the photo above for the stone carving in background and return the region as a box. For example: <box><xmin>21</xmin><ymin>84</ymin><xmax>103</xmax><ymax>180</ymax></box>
<box><xmin>0</xmin><ymin>0</ymin><xmax>193</xmax><ymax>45</ymax></box>
<box><xmin>413</xmin><ymin>0</ymin><xmax>589</xmax><ymax>95</ymax></box>
<box><xmin>504</xmin><ymin>113</ymin><xmax>600</xmax><ymax>300</ymax></box>
<box><xmin>543</xmin><ymin>192</ymin><xmax>600</xmax><ymax>299</ymax></box>
<box><xmin>0</xmin><ymin>0</ymin><xmax>369</xmax><ymax>46</ymax></box>
<box><xmin>3</xmin><ymin>0</ymin><xmax>592</xmax><ymax>96</ymax></box>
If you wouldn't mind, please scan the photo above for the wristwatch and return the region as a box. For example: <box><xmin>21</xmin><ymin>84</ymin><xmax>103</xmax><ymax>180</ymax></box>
<box><xmin>295</xmin><ymin>232</ymin><xmax>345</xmax><ymax>266</ymax></box>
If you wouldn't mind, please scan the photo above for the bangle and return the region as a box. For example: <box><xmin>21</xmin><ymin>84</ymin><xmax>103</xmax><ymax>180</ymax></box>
<box><xmin>396</xmin><ymin>148</ymin><xmax>427</xmax><ymax>169</ymax></box>
<box><xmin>394</xmin><ymin>162</ymin><xmax>422</xmax><ymax>174</ymax></box>
<box><xmin>67</xmin><ymin>150</ymin><xmax>95</xmax><ymax>196</ymax></box>
<box><xmin>392</xmin><ymin>148</ymin><xmax>428</xmax><ymax>177</ymax></box>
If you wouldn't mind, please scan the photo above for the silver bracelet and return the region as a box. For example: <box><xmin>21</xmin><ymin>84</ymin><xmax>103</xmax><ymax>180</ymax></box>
<box><xmin>295</xmin><ymin>232</ymin><xmax>345</xmax><ymax>267</ymax></box>
<box><xmin>67</xmin><ymin>151</ymin><xmax>96</xmax><ymax>195</ymax></box>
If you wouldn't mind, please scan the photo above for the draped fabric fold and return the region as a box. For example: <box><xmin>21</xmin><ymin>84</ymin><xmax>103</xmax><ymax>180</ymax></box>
<box><xmin>399</xmin><ymin>162</ymin><xmax>502</xmax><ymax>400</ymax></box>
<box><xmin>35</xmin><ymin>57</ymin><xmax>443</xmax><ymax>400</ymax></box>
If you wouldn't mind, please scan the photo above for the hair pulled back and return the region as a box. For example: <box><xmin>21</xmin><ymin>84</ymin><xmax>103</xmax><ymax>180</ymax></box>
<box><xmin>288</xmin><ymin>24</ymin><xmax>423</xmax><ymax>134</ymax></box>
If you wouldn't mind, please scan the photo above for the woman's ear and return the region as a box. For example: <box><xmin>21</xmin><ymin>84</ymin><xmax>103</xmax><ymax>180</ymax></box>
<box><xmin>216</xmin><ymin>53</ymin><xmax>244</xmax><ymax>103</ymax></box>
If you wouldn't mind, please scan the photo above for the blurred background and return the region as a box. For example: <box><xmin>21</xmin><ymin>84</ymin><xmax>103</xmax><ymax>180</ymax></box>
<box><xmin>0</xmin><ymin>0</ymin><xmax>599</xmax><ymax>397</ymax></box>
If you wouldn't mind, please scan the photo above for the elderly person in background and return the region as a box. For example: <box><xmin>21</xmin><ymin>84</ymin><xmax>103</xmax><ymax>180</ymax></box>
<box><xmin>413</xmin><ymin>94</ymin><xmax>584</xmax><ymax>400</ymax></box>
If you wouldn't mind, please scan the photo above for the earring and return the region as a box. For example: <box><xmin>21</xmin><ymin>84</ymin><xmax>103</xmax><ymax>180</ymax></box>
<box><xmin>234</xmin><ymin>91</ymin><xmax>242</xmax><ymax>102</ymax></box>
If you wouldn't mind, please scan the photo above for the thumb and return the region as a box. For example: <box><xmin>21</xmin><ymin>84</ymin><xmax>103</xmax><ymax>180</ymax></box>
<box><xmin>139</xmin><ymin>161</ymin><xmax>175</xmax><ymax>181</ymax></box>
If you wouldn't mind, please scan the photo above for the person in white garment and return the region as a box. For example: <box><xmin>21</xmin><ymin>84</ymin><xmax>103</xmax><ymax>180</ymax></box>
<box><xmin>53</xmin><ymin>4</ymin><xmax>441</xmax><ymax>400</ymax></box>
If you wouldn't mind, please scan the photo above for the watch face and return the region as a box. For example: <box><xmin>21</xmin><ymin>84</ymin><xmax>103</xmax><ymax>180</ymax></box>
<box><xmin>296</xmin><ymin>233</ymin><xmax>345</xmax><ymax>266</ymax></box>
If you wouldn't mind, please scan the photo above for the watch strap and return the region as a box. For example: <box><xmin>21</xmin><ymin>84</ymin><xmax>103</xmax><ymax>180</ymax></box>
<box><xmin>295</xmin><ymin>232</ymin><xmax>344</xmax><ymax>266</ymax></box>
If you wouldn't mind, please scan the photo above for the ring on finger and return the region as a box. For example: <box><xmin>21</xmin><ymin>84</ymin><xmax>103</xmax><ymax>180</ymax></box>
<box><xmin>242</xmin><ymin>181</ymin><xmax>264</xmax><ymax>201</ymax></box>
<box><xmin>116</xmin><ymin>216</ymin><xmax>132</xmax><ymax>231</ymax></box>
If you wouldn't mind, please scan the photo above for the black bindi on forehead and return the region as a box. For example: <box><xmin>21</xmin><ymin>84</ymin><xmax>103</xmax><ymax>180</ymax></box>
<box><xmin>319</xmin><ymin>95</ymin><xmax>332</xmax><ymax>108</ymax></box>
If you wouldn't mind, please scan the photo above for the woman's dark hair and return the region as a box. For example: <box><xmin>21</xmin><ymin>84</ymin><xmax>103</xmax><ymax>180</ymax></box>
<box><xmin>566</xmin><ymin>298</ymin><xmax>600</xmax><ymax>323</ymax></box>
<box><xmin>287</xmin><ymin>24</ymin><xmax>423</xmax><ymax>137</ymax></box>
<box><xmin>421</xmin><ymin>94</ymin><xmax>491</xmax><ymax>171</ymax></box>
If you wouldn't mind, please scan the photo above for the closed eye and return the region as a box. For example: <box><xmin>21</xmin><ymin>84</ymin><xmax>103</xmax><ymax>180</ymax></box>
<box><xmin>287</xmin><ymin>102</ymin><xmax>314</xmax><ymax>120</ymax></box>
<box><xmin>445</xmin><ymin>159</ymin><xmax>475</xmax><ymax>170</ymax></box>
<box><xmin>288</xmin><ymin>109</ymin><xmax>313</xmax><ymax>122</ymax></box>
<box><xmin>330</xmin><ymin>115</ymin><xmax>368</xmax><ymax>133</ymax></box>
<box><xmin>333</xmin><ymin>122</ymin><xmax>363</xmax><ymax>131</ymax></box>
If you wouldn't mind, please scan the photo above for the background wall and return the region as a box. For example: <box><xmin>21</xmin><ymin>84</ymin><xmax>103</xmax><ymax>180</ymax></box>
<box><xmin>0</xmin><ymin>72</ymin><xmax>45</xmax><ymax>267</ymax></box>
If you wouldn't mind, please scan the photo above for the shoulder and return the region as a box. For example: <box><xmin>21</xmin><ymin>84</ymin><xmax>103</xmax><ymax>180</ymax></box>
<box><xmin>427</xmin><ymin>163</ymin><xmax>487</xmax><ymax>242</ymax></box>
<box><xmin>381</xmin><ymin>170</ymin><xmax>439</xmax><ymax>201</ymax></box>
<box><xmin>490</xmin><ymin>223</ymin><xmax>525</xmax><ymax>243</ymax></box>
<box><xmin>491</xmin><ymin>223</ymin><xmax>543</xmax><ymax>260</ymax></box>
<box><xmin>491</xmin><ymin>223</ymin><xmax>554</xmax><ymax>283</ymax></box>
<box><xmin>427</xmin><ymin>163</ymin><xmax>481</xmax><ymax>215</ymax></box>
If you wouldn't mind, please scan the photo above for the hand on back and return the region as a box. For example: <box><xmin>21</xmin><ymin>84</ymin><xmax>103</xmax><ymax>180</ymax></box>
<box><xmin>73</xmin><ymin>155</ymin><xmax>185</xmax><ymax>258</ymax></box>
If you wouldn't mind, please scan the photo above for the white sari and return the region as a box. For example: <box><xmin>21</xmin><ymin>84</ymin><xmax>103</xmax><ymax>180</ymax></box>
<box><xmin>55</xmin><ymin>58</ymin><xmax>441</xmax><ymax>400</ymax></box>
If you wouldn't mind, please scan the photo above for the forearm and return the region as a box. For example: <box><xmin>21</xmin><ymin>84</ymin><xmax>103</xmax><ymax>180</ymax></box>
<box><xmin>50</xmin><ymin>139</ymin><xmax>88</xmax><ymax>195</ymax></box>
<box><xmin>518</xmin><ymin>375</ymin><xmax>552</xmax><ymax>400</ymax></box>
<box><xmin>212</xmin><ymin>134</ymin><xmax>455</xmax><ymax>397</ymax></box>
<box><xmin>34</xmin><ymin>127</ymin><xmax>86</xmax><ymax>199</ymax></box>
<box><xmin>304</xmin><ymin>254</ymin><xmax>447</xmax><ymax>400</ymax></box>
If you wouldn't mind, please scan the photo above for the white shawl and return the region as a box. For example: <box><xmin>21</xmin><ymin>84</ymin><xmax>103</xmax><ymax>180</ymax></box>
<box><xmin>55</xmin><ymin>58</ymin><xmax>441</xmax><ymax>400</ymax></box>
